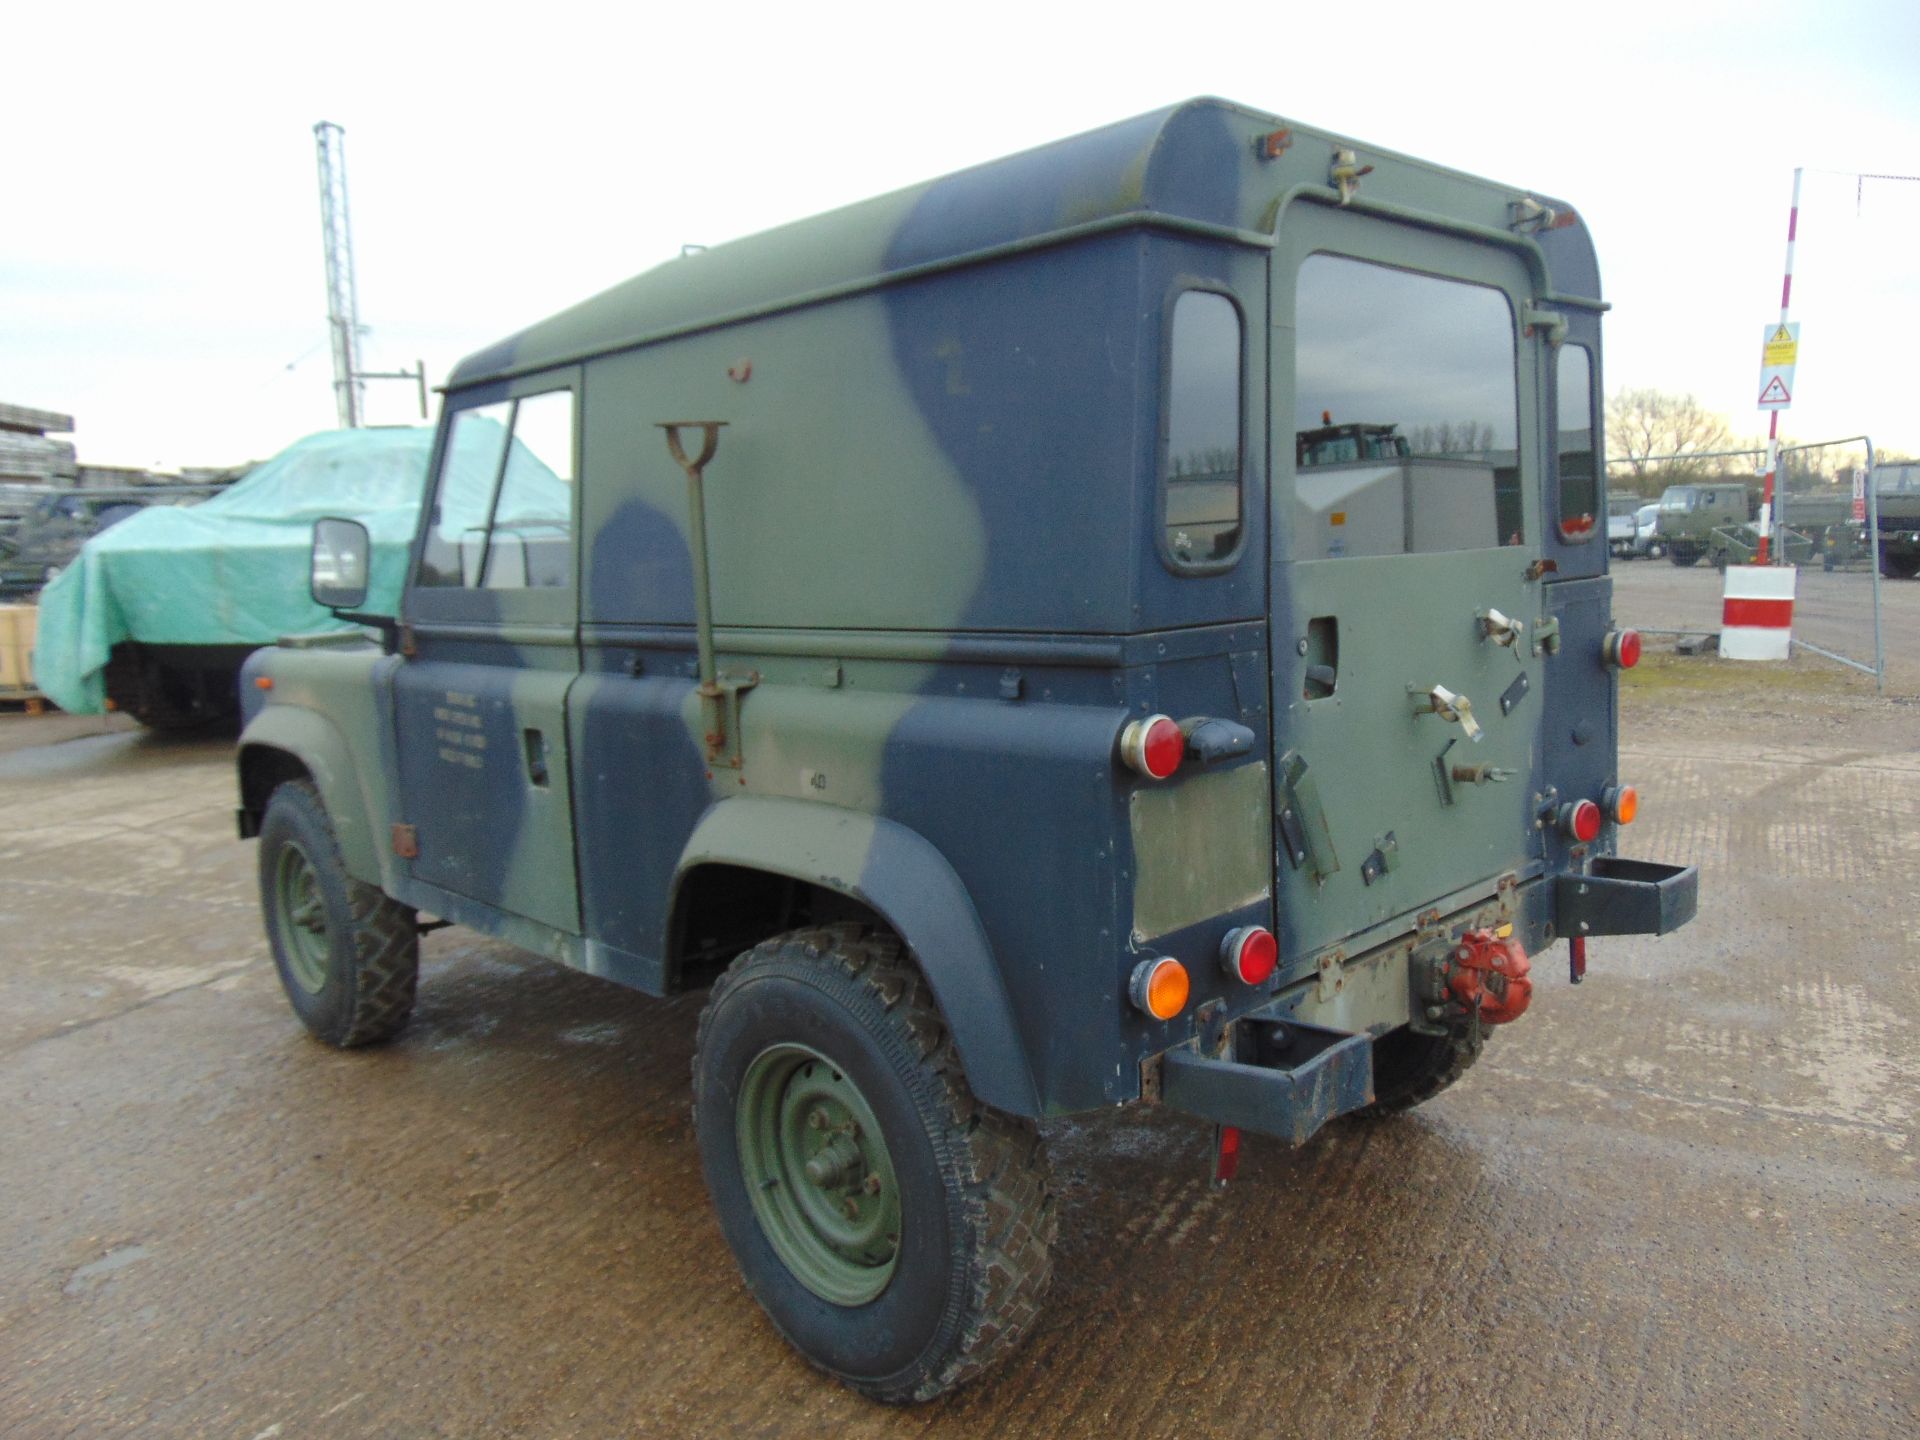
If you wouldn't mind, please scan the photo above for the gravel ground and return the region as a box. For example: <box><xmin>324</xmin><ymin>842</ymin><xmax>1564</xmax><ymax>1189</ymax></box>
<box><xmin>0</xmin><ymin>649</ymin><xmax>1915</xmax><ymax>1439</ymax></box>
<box><xmin>1610</xmin><ymin>556</ymin><xmax>1920</xmax><ymax>692</ymax></box>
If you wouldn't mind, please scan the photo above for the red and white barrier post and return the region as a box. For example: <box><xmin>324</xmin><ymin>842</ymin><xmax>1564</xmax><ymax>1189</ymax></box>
<box><xmin>1721</xmin><ymin>564</ymin><xmax>1796</xmax><ymax>660</ymax></box>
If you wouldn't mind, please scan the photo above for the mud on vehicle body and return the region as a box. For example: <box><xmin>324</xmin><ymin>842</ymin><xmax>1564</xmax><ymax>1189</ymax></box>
<box><xmin>236</xmin><ymin>98</ymin><xmax>1697</xmax><ymax>1401</ymax></box>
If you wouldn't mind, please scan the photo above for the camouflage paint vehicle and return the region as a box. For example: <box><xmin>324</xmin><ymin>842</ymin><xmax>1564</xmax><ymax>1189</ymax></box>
<box><xmin>235</xmin><ymin>99</ymin><xmax>1698</xmax><ymax>1402</ymax></box>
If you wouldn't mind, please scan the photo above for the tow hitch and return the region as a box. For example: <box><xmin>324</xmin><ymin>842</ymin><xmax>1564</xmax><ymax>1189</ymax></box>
<box><xmin>1445</xmin><ymin>928</ymin><xmax>1533</xmax><ymax>1024</ymax></box>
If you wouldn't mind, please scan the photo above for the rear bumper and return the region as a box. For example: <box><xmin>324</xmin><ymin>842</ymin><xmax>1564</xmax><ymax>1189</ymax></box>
<box><xmin>1160</xmin><ymin>1023</ymin><xmax>1374</xmax><ymax>1145</ymax></box>
<box><xmin>1556</xmin><ymin>857</ymin><xmax>1698</xmax><ymax>937</ymax></box>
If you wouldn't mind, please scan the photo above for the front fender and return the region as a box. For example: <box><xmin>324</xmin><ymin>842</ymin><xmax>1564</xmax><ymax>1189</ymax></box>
<box><xmin>238</xmin><ymin>703</ymin><xmax>393</xmax><ymax>890</ymax></box>
<box><xmin>672</xmin><ymin>797</ymin><xmax>1040</xmax><ymax>1118</ymax></box>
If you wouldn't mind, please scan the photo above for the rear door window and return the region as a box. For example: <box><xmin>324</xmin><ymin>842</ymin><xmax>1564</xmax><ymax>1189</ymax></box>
<box><xmin>1293</xmin><ymin>254</ymin><xmax>1521</xmax><ymax>559</ymax></box>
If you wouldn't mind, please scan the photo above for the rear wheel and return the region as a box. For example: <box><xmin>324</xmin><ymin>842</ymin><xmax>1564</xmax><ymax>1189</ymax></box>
<box><xmin>693</xmin><ymin>925</ymin><xmax>1055</xmax><ymax>1403</ymax></box>
<box><xmin>258</xmin><ymin>780</ymin><xmax>418</xmax><ymax>1046</ymax></box>
<box><xmin>1669</xmin><ymin>548</ymin><xmax>1700</xmax><ymax>568</ymax></box>
<box><xmin>1365</xmin><ymin>1024</ymin><xmax>1485</xmax><ymax>1113</ymax></box>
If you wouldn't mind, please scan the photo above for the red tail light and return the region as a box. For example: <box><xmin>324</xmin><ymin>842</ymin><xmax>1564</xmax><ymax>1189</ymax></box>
<box><xmin>1219</xmin><ymin>926</ymin><xmax>1278</xmax><ymax>986</ymax></box>
<box><xmin>1559</xmin><ymin>799</ymin><xmax>1603</xmax><ymax>843</ymax></box>
<box><xmin>1119</xmin><ymin>714</ymin><xmax>1184</xmax><ymax>780</ymax></box>
<box><xmin>1603</xmin><ymin>629</ymin><xmax>1641</xmax><ymax>668</ymax></box>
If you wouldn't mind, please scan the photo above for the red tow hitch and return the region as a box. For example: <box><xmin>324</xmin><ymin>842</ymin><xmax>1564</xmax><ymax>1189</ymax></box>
<box><xmin>1446</xmin><ymin>928</ymin><xmax>1533</xmax><ymax>1024</ymax></box>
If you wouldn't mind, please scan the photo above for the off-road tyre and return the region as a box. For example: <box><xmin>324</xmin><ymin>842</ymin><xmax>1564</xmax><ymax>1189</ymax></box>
<box><xmin>103</xmin><ymin>649</ymin><xmax>236</xmax><ymax>734</ymax></box>
<box><xmin>1881</xmin><ymin>551</ymin><xmax>1920</xmax><ymax>580</ymax></box>
<box><xmin>258</xmin><ymin>780</ymin><xmax>418</xmax><ymax>1047</ymax></box>
<box><xmin>1364</xmin><ymin>1023</ymin><xmax>1485</xmax><ymax>1114</ymax></box>
<box><xmin>1668</xmin><ymin>548</ymin><xmax>1700</xmax><ymax>568</ymax></box>
<box><xmin>692</xmin><ymin>924</ymin><xmax>1055</xmax><ymax>1404</ymax></box>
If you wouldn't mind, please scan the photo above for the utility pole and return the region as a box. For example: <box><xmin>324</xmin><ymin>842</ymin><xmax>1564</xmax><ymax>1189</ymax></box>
<box><xmin>314</xmin><ymin>121</ymin><xmax>365</xmax><ymax>429</ymax></box>
<box><xmin>313</xmin><ymin>121</ymin><xmax>427</xmax><ymax>428</ymax></box>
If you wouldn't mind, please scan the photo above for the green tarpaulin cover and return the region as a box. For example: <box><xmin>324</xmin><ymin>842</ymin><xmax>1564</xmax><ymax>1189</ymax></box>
<box><xmin>33</xmin><ymin>425</ymin><xmax>510</xmax><ymax>715</ymax></box>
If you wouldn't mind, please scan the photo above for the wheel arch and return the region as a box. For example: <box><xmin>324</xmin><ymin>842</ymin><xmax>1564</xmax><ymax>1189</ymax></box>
<box><xmin>670</xmin><ymin>798</ymin><xmax>1041</xmax><ymax>1119</ymax></box>
<box><xmin>238</xmin><ymin>705</ymin><xmax>391</xmax><ymax>889</ymax></box>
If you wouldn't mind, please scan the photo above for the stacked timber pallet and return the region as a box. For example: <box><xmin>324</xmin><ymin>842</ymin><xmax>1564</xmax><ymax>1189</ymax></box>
<box><xmin>0</xmin><ymin>603</ymin><xmax>44</xmax><ymax>714</ymax></box>
<box><xmin>0</xmin><ymin>403</ymin><xmax>77</xmax><ymax>487</ymax></box>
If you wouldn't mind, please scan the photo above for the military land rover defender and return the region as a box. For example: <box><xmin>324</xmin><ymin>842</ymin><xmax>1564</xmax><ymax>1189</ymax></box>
<box><xmin>237</xmin><ymin>99</ymin><xmax>1698</xmax><ymax>1402</ymax></box>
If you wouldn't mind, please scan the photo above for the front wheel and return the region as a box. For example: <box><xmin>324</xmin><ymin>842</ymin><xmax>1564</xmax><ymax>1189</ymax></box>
<box><xmin>258</xmin><ymin>780</ymin><xmax>418</xmax><ymax>1046</ymax></box>
<box><xmin>692</xmin><ymin>926</ymin><xmax>1055</xmax><ymax>1403</ymax></box>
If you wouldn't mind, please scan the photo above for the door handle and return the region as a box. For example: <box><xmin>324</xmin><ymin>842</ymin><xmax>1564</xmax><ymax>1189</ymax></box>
<box><xmin>522</xmin><ymin>728</ymin><xmax>551</xmax><ymax>788</ymax></box>
<box><xmin>1478</xmin><ymin>608</ymin><xmax>1524</xmax><ymax>647</ymax></box>
<box><xmin>1409</xmin><ymin>683</ymin><xmax>1483</xmax><ymax>742</ymax></box>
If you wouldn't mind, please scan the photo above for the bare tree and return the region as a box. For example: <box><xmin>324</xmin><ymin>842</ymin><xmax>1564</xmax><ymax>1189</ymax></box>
<box><xmin>1605</xmin><ymin>389</ymin><xmax>1738</xmax><ymax>495</ymax></box>
<box><xmin>1408</xmin><ymin>420</ymin><xmax>1496</xmax><ymax>455</ymax></box>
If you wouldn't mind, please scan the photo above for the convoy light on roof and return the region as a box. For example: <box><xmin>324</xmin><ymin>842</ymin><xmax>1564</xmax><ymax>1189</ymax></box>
<box><xmin>1603</xmin><ymin>629</ymin><xmax>1642</xmax><ymax>669</ymax></box>
<box><xmin>1118</xmin><ymin>715</ymin><xmax>1184</xmax><ymax>781</ymax></box>
<box><xmin>1219</xmin><ymin>927</ymin><xmax>1278</xmax><ymax>987</ymax></box>
<box><xmin>1129</xmin><ymin>957</ymin><xmax>1190</xmax><ymax>1021</ymax></box>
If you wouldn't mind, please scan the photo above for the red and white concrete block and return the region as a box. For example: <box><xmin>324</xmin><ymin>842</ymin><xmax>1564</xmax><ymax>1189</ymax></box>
<box><xmin>1720</xmin><ymin>565</ymin><xmax>1796</xmax><ymax>661</ymax></box>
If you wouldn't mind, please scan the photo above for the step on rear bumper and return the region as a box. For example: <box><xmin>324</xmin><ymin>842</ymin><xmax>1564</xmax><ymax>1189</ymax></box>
<box><xmin>1160</xmin><ymin>1024</ymin><xmax>1374</xmax><ymax>1145</ymax></box>
<box><xmin>1556</xmin><ymin>857</ymin><xmax>1698</xmax><ymax>938</ymax></box>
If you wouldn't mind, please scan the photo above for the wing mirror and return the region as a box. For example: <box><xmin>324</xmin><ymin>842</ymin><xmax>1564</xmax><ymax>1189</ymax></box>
<box><xmin>311</xmin><ymin>517</ymin><xmax>371</xmax><ymax>610</ymax></box>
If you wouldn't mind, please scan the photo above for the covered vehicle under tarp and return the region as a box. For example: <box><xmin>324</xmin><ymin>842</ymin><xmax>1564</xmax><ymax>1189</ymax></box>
<box><xmin>33</xmin><ymin>423</ymin><xmax>545</xmax><ymax>718</ymax></box>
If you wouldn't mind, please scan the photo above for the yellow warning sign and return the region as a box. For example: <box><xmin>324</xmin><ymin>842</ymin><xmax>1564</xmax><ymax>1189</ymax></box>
<box><xmin>1763</xmin><ymin>324</ymin><xmax>1799</xmax><ymax>366</ymax></box>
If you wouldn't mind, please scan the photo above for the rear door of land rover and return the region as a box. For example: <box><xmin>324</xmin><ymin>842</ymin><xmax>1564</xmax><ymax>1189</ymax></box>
<box><xmin>1271</xmin><ymin>204</ymin><xmax>1549</xmax><ymax>960</ymax></box>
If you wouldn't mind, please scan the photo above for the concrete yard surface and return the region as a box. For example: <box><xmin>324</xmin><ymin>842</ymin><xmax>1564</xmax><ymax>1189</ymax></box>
<box><xmin>1</xmin><ymin>665</ymin><xmax>1916</xmax><ymax>1439</ymax></box>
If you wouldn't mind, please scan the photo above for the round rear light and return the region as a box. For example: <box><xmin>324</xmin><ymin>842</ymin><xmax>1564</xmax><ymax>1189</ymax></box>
<box><xmin>1604</xmin><ymin>629</ymin><xmax>1642</xmax><ymax>668</ymax></box>
<box><xmin>1220</xmin><ymin>926</ymin><xmax>1278</xmax><ymax>986</ymax></box>
<box><xmin>1129</xmin><ymin>956</ymin><xmax>1190</xmax><ymax>1021</ymax></box>
<box><xmin>1606</xmin><ymin>784</ymin><xmax>1639</xmax><ymax>825</ymax></box>
<box><xmin>1560</xmin><ymin>799</ymin><xmax>1603</xmax><ymax>843</ymax></box>
<box><xmin>1119</xmin><ymin>714</ymin><xmax>1185</xmax><ymax>780</ymax></box>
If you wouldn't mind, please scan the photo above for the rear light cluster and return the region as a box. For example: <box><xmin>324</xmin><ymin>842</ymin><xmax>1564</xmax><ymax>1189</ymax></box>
<box><xmin>1603</xmin><ymin>628</ymin><xmax>1641</xmax><ymax>668</ymax></box>
<box><xmin>1603</xmin><ymin>784</ymin><xmax>1638</xmax><ymax>825</ymax></box>
<box><xmin>1119</xmin><ymin>714</ymin><xmax>1184</xmax><ymax>780</ymax></box>
<box><xmin>1557</xmin><ymin>784</ymin><xmax>1640</xmax><ymax>841</ymax></box>
<box><xmin>1219</xmin><ymin>926</ymin><xmax>1278</xmax><ymax>986</ymax></box>
<box><xmin>1129</xmin><ymin>925</ymin><xmax>1276</xmax><ymax>1021</ymax></box>
<box><xmin>1559</xmin><ymin>799</ymin><xmax>1603</xmax><ymax>843</ymax></box>
<box><xmin>1128</xmin><ymin>956</ymin><xmax>1190</xmax><ymax>1021</ymax></box>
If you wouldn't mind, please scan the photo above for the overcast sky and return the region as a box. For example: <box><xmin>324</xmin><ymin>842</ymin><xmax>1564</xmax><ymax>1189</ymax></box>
<box><xmin>4</xmin><ymin>0</ymin><xmax>1916</xmax><ymax>470</ymax></box>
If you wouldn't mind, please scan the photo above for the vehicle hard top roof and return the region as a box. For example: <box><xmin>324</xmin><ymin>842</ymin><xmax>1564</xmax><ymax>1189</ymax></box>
<box><xmin>449</xmin><ymin>97</ymin><xmax>1598</xmax><ymax>389</ymax></box>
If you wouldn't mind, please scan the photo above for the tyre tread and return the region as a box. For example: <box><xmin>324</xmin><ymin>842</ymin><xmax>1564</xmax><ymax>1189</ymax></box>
<box><xmin>694</xmin><ymin>924</ymin><xmax>1055</xmax><ymax>1403</ymax></box>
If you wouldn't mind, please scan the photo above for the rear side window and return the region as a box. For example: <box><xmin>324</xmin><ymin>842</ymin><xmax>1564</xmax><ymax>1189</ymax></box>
<box><xmin>417</xmin><ymin>391</ymin><xmax>576</xmax><ymax>589</ymax></box>
<box><xmin>1556</xmin><ymin>345</ymin><xmax>1598</xmax><ymax>542</ymax></box>
<box><xmin>1162</xmin><ymin>290</ymin><xmax>1243</xmax><ymax>568</ymax></box>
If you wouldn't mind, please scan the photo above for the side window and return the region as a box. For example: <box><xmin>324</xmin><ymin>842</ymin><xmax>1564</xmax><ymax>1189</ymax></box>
<box><xmin>1162</xmin><ymin>290</ymin><xmax>1243</xmax><ymax>568</ymax></box>
<box><xmin>1293</xmin><ymin>255</ymin><xmax>1521</xmax><ymax>559</ymax></box>
<box><xmin>418</xmin><ymin>402</ymin><xmax>512</xmax><ymax>587</ymax></box>
<box><xmin>1556</xmin><ymin>345</ymin><xmax>1598</xmax><ymax>542</ymax></box>
<box><xmin>415</xmin><ymin>392</ymin><xmax>575</xmax><ymax>590</ymax></box>
<box><xmin>481</xmin><ymin>391</ymin><xmax>575</xmax><ymax>590</ymax></box>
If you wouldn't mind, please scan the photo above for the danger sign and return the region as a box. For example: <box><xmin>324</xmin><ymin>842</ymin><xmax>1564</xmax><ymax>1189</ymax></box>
<box><xmin>1757</xmin><ymin>321</ymin><xmax>1800</xmax><ymax>411</ymax></box>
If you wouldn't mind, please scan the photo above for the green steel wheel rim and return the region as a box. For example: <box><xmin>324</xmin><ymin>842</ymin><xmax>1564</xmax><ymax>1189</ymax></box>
<box><xmin>273</xmin><ymin>839</ymin><xmax>331</xmax><ymax>995</ymax></box>
<box><xmin>737</xmin><ymin>1042</ymin><xmax>902</xmax><ymax>1306</ymax></box>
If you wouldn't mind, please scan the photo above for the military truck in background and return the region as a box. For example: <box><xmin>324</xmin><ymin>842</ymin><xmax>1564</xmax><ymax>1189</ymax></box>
<box><xmin>1865</xmin><ymin>462</ymin><xmax>1920</xmax><ymax>578</ymax></box>
<box><xmin>232</xmin><ymin>100</ymin><xmax>1697</xmax><ymax>1402</ymax></box>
